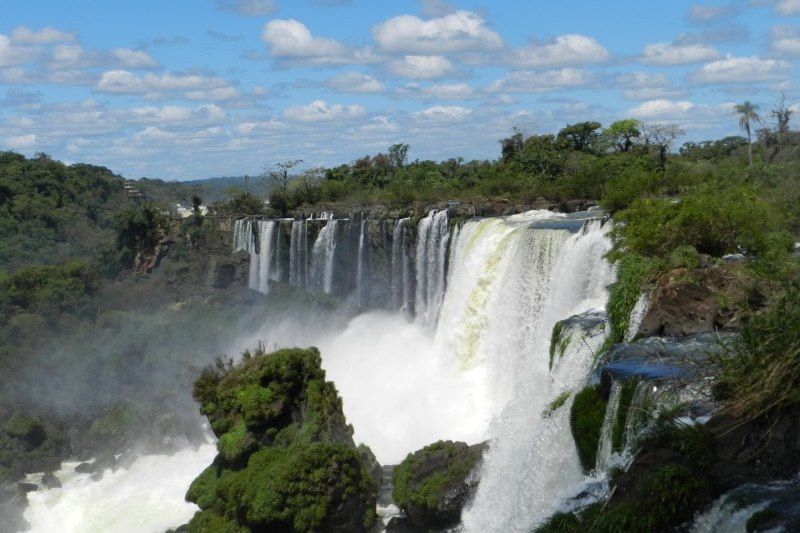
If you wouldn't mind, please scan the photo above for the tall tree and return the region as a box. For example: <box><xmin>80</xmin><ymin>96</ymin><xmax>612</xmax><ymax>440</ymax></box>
<box><xmin>264</xmin><ymin>160</ymin><xmax>303</xmax><ymax>193</ymax></box>
<box><xmin>734</xmin><ymin>101</ymin><xmax>762</xmax><ymax>166</ymax></box>
<box><xmin>603</xmin><ymin>119</ymin><xmax>642</xmax><ymax>153</ymax></box>
<box><xmin>643</xmin><ymin>124</ymin><xmax>684</xmax><ymax>171</ymax></box>
<box><xmin>388</xmin><ymin>143</ymin><xmax>410</xmax><ymax>170</ymax></box>
<box><xmin>771</xmin><ymin>92</ymin><xmax>792</xmax><ymax>142</ymax></box>
<box><xmin>557</xmin><ymin>121</ymin><xmax>602</xmax><ymax>151</ymax></box>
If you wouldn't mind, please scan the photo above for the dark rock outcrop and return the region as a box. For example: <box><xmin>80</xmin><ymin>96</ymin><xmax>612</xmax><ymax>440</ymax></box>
<box><xmin>207</xmin><ymin>250</ymin><xmax>249</xmax><ymax>289</ymax></box>
<box><xmin>638</xmin><ymin>262</ymin><xmax>747</xmax><ymax>338</ymax></box>
<box><xmin>392</xmin><ymin>440</ymin><xmax>487</xmax><ymax>529</ymax></box>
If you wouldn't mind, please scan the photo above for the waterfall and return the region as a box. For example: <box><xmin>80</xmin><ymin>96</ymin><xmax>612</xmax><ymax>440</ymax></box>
<box><xmin>311</xmin><ymin>219</ymin><xmax>339</xmax><ymax>294</ymax></box>
<box><xmin>391</xmin><ymin>218</ymin><xmax>412</xmax><ymax>313</ymax></box>
<box><xmin>252</xmin><ymin>220</ymin><xmax>278</xmax><ymax>294</ymax></box>
<box><xmin>356</xmin><ymin>218</ymin><xmax>367</xmax><ymax>307</ymax></box>
<box><xmin>415</xmin><ymin>210</ymin><xmax>450</xmax><ymax>325</ymax></box>
<box><xmin>232</xmin><ymin>219</ymin><xmax>252</xmax><ymax>253</ymax></box>
<box><xmin>595</xmin><ymin>380</ymin><xmax>623</xmax><ymax>473</ymax></box>
<box><xmin>289</xmin><ymin>219</ymin><xmax>308</xmax><ymax>289</ymax></box>
<box><xmin>625</xmin><ymin>292</ymin><xmax>651</xmax><ymax>342</ymax></box>
<box><xmin>623</xmin><ymin>380</ymin><xmax>650</xmax><ymax>451</ymax></box>
<box><xmin>457</xmin><ymin>214</ymin><xmax>615</xmax><ymax>532</ymax></box>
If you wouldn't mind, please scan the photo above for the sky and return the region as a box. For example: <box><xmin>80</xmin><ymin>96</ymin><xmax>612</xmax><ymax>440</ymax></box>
<box><xmin>1</xmin><ymin>0</ymin><xmax>799</xmax><ymax>180</ymax></box>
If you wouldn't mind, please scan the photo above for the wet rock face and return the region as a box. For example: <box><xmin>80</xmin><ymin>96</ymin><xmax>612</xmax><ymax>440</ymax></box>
<box><xmin>639</xmin><ymin>262</ymin><xmax>746</xmax><ymax>338</ymax></box>
<box><xmin>207</xmin><ymin>250</ymin><xmax>249</xmax><ymax>289</ymax></box>
<box><xmin>392</xmin><ymin>440</ymin><xmax>487</xmax><ymax>528</ymax></box>
<box><xmin>707</xmin><ymin>408</ymin><xmax>800</xmax><ymax>492</ymax></box>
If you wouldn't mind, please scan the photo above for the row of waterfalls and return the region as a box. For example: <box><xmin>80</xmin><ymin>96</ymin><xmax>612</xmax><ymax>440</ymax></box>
<box><xmin>232</xmin><ymin>210</ymin><xmax>451</xmax><ymax>322</ymax></box>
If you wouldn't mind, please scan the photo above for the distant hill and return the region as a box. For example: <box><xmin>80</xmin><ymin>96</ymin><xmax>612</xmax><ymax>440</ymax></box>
<box><xmin>134</xmin><ymin>175</ymin><xmax>274</xmax><ymax>207</ymax></box>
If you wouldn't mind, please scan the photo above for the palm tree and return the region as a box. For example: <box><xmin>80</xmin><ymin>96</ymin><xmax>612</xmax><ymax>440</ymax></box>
<box><xmin>734</xmin><ymin>101</ymin><xmax>762</xmax><ymax>166</ymax></box>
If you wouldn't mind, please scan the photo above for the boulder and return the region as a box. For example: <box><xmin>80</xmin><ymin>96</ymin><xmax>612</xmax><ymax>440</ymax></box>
<box><xmin>638</xmin><ymin>262</ymin><xmax>747</xmax><ymax>338</ymax></box>
<box><xmin>392</xmin><ymin>440</ymin><xmax>487</xmax><ymax>528</ymax></box>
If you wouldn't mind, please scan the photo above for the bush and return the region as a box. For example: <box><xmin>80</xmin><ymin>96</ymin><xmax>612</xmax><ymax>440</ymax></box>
<box><xmin>715</xmin><ymin>279</ymin><xmax>800</xmax><ymax>417</ymax></box>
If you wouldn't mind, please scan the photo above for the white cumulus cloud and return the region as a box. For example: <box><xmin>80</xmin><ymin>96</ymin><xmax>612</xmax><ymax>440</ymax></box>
<box><xmin>487</xmin><ymin>68</ymin><xmax>592</xmax><ymax>93</ymax></box>
<box><xmin>629</xmin><ymin>99</ymin><xmax>695</xmax><ymax>118</ymax></box>
<box><xmin>262</xmin><ymin>19</ymin><xmax>345</xmax><ymax>58</ymax></box>
<box><xmin>388</xmin><ymin>55</ymin><xmax>457</xmax><ymax>79</ymax></box>
<box><xmin>282</xmin><ymin>100</ymin><xmax>366</xmax><ymax>122</ymax></box>
<box><xmin>373</xmin><ymin>11</ymin><xmax>502</xmax><ymax>54</ymax></box>
<box><xmin>690</xmin><ymin>55</ymin><xmax>792</xmax><ymax>83</ymax></box>
<box><xmin>511</xmin><ymin>34</ymin><xmax>609</xmax><ymax>68</ymax></box>
<box><xmin>413</xmin><ymin>105</ymin><xmax>472</xmax><ymax>121</ymax></box>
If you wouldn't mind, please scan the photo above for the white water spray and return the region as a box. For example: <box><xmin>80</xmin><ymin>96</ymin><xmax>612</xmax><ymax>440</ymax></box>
<box><xmin>22</xmin><ymin>443</ymin><xmax>216</xmax><ymax>533</ymax></box>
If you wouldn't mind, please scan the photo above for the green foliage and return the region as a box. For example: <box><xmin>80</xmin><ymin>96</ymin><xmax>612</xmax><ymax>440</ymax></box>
<box><xmin>600</xmin><ymin>166</ymin><xmax>660</xmax><ymax>212</ymax></box>
<box><xmin>715</xmin><ymin>279</ymin><xmax>800</xmax><ymax>417</ymax></box>
<box><xmin>4</xmin><ymin>412</ymin><xmax>41</xmax><ymax>439</ymax></box>
<box><xmin>548</xmin><ymin>321</ymin><xmax>571</xmax><ymax>370</ymax></box>
<box><xmin>87</xmin><ymin>403</ymin><xmax>141</xmax><ymax>449</ymax></box>
<box><xmin>570</xmin><ymin>385</ymin><xmax>607</xmax><ymax>472</ymax></box>
<box><xmin>186</xmin><ymin>464</ymin><xmax>220</xmax><ymax>511</ymax></box>
<box><xmin>0</xmin><ymin>152</ymin><xmax>133</xmax><ymax>272</ymax></box>
<box><xmin>0</xmin><ymin>261</ymin><xmax>98</xmax><ymax>339</ymax></box>
<box><xmin>187</xmin><ymin>347</ymin><xmax>376</xmax><ymax>532</ymax></box>
<box><xmin>218</xmin><ymin>421</ymin><xmax>256</xmax><ymax>463</ymax></box>
<box><xmin>241</xmin><ymin>442</ymin><xmax>374</xmax><ymax>531</ymax></box>
<box><xmin>603</xmin><ymin>119</ymin><xmax>642</xmax><ymax>153</ymax></box>
<box><xmin>113</xmin><ymin>204</ymin><xmax>167</xmax><ymax>268</ymax></box>
<box><xmin>611</xmin><ymin>183</ymin><xmax>783</xmax><ymax>259</ymax></box>
<box><xmin>544</xmin><ymin>392</ymin><xmax>571</xmax><ymax>417</ymax></box>
<box><xmin>606</xmin><ymin>253</ymin><xmax>662</xmax><ymax>344</ymax></box>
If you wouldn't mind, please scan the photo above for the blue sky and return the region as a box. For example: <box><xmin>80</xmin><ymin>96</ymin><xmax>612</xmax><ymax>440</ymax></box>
<box><xmin>1</xmin><ymin>0</ymin><xmax>798</xmax><ymax>179</ymax></box>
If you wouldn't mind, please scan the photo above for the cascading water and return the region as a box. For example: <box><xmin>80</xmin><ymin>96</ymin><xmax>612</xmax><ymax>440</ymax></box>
<box><xmin>625</xmin><ymin>292</ymin><xmax>651</xmax><ymax>342</ymax></box>
<box><xmin>311</xmin><ymin>219</ymin><xmax>339</xmax><ymax>294</ymax></box>
<box><xmin>595</xmin><ymin>380</ymin><xmax>623</xmax><ymax>473</ymax></box>
<box><xmin>356</xmin><ymin>218</ymin><xmax>367</xmax><ymax>308</ymax></box>
<box><xmin>456</xmin><ymin>215</ymin><xmax>615</xmax><ymax>532</ymax></box>
<box><xmin>289</xmin><ymin>219</ymin><xmax>308</xmax><ymax>289</ymax></box>
<box><xmin>252</xmin><ymin>220</ymin><xmax>279</xmax><ymax>294</ymax></box>
<box><xmin>391</xmin><ymin>218</ymin><xmax>412</xmax><ymax>313</ymax></box>
<box><xmin>415</xmin><ymin>210</ymin><xmax>450</xmax><ymax>325</ymax></box>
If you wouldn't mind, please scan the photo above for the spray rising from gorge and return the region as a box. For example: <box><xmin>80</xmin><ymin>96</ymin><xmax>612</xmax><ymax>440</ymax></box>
<box><xmin>22</xmin><ymin>208</ymin><xmax>617</xmax><ymax>532</ymax></box>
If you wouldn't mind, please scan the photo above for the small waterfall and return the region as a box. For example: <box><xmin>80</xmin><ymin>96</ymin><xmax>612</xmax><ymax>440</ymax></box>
<box><xmin>391</xmin><ymin>218</ymin><xmax>412</xmax><ymax>313</ymax></box>
<box><xmin>252</xmin><ymin>220</ymin><xmax>279</xmax><ymax>294</ymax></box>
<box><xmin>232</xmin><ymin>219</ymin><xmax>252</xmax><ymax>253</ymax></box>
<box><xmin>625</xmin><ymin>292</ymin><xmax>651</xmax><ymax>342</ymax></box>
<box><xmin>595</xmin><ymin>380</ymin><xmax>623</xmax><ymax>473</ymax></box>
<box><xmin>356</xmin><ymin>218</ymin><xmax>367</xmax><ymax>307</ymax></box>
<box><xmin>311</xmin><ymin>219</ymin><xmax>339</xmax><ymax>294</ymax></box>
<box><xmin>415</xmin><ymin>210</ymin><xmax>450</xmax><ymax>325</ymax></box>
<box><xmin>289</xmin><ymin>219</ymin><xmax>309</xmax><ymax>289</ymax></box>
<box><xmin>623</xmin><ymin>380</ymin><xmax>650</xmax><ymax>452</ymax></box>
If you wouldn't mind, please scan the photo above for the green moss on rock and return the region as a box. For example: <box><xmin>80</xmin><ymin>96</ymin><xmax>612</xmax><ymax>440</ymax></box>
<box><xmin>4</xmin><ymin>412</ymin><xmax>44</xmax><ymax>445</ymax></box>
<box><xmin>185</xmin><ymin>347</ymin><xmax>377</xmax><ymax>532</ymax></box>
<box><xmin>570</xmin><ymin>385</ymin><xmax>607</xmax><ymax>473</ymax></box>
<box><xmin>392</xmin><ymin>440</ymin><xmax>485</xmax><ymax>528</ymax></box>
